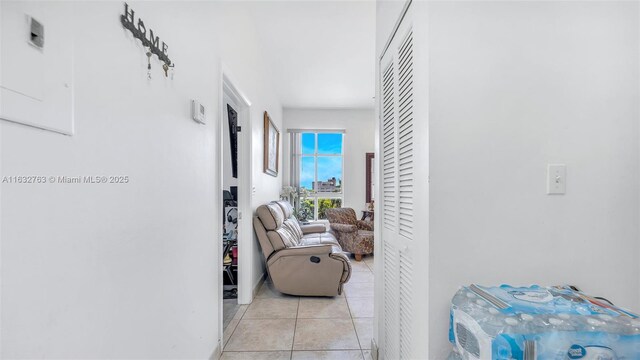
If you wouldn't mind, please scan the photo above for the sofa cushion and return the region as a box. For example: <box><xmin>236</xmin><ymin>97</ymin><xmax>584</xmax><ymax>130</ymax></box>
<box><xmin>256</xmin><ymin>203</ymin><xmax>284</xmax><ymax>231</ymax></box>
<box><xmin>275</xmin><ymin>200</ymin><xmax>294</xmax><ymax>218</ymax></box>
<box><xmin>283</xmin><ymin>219</ymin><xmax>304</xmax><ymax>242</ymax></box>
<box><xmin>267</xmin><ymin>227</ymin><xmax>299</xmax><ymax>250</ymax></box>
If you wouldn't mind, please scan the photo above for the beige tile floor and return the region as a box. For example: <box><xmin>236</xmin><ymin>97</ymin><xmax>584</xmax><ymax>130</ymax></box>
<box><xmin>221</xmin><ymin>255</ymin><xmax>374</xmax><ymax>360</ymax></box>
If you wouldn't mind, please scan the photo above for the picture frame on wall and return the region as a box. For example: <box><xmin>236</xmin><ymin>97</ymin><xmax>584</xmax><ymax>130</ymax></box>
<box><xmin>263</xmin><ymin>111</ymin><xmax>280</xmax><ymax>177</ymax></box>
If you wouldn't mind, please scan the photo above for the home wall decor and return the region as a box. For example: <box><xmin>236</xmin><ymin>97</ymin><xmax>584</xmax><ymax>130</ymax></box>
<box><xmin>263</xmin><ymin>111</ymin><xmax>280</xmax><ymax>177</ymax></box>
<box><xmin>121</xmin><ymin>2</ymin><xmax>174</xmax><ymax>78</ymax></box>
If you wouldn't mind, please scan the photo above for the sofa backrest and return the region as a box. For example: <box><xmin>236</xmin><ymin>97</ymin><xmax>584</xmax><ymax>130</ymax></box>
<box><xmin>274</xmin><ymin>200</ymin><xmax>304</xmax><ymax>240</ymax></box>
<box><xmin>254</xmin><ymin>201</ymin><xmax>304</xmax><ymax>259</ymax></box>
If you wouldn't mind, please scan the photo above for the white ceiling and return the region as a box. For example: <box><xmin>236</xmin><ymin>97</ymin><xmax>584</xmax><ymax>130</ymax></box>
<box><xmin>249</xmin><ymin>1</ymin><xmax>376</xmax><ymax>109</ymax></box>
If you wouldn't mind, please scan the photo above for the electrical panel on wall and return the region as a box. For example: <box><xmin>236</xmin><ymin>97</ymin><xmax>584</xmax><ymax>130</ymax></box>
<box><xmin>0</xmin><ymin>1</ymin><xmax>74</xmax><ymax>135</ymax></box>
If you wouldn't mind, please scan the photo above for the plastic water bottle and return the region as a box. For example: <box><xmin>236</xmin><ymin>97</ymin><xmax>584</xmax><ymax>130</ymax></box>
<box><xmin>581</xmin><ymin>316</ymin><xmax>606</xmax><ymax>332</ymax></box>
<box><xmin>519</xmin><ymin>313</ymin><xmax>535</xmax><ymax>333</ymax></box>
<box><xmin>475</xmin><ymin>308</ymin><xmax>506</xmax><ymax>336</ymax></box>
<box><xmin>619</xmin><ymin>316</ymin><xmax>640</xmax><ymax>336</ymax></box>
<box><xmin>451</xmin><ymin>288</ymin><xmax>470</xmax><ymax>310</ymax></box>
<box><xmin>547</xmin><ymin>316</ymin><xmax>575</xmax><ymax>331</ymax></box>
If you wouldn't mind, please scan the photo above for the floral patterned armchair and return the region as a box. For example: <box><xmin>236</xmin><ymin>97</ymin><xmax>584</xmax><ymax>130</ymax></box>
<box><xmin>325</xmin><ymin>208</ymin><xmax>374</xmax><ymax>261</ymax></box>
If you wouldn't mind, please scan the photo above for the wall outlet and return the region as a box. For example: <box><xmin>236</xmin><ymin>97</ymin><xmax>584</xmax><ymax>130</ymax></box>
<box><xmin>547</xmin><ymin>164</ymin><xmax>566</xmax><ymax>195</ymax></box>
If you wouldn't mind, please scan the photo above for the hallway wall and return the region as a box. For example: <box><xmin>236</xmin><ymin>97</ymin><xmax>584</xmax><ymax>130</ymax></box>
<box><xmin>282</xmin><ymin>108</ymin><xmax>375</xmax><ymax>212</ymax></box>
<box><xmin>0</xmin><ymin>1</ymin><xmax>281</xmax><ymax>358</ymax></box>
<box><xmin>376</xmin><ymin>1</ymin><xmax>640</xmax><ymax>358</ymax></box>
<box><xmin>427</xmin><ymin>2</ymin><xmax>639</xmax><ymax>358</ymax></box>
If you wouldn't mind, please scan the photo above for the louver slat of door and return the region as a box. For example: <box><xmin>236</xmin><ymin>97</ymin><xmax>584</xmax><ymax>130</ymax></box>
<box><xmin>399</xmin><ymin>250</ymin><xmax>415</xmax><ymax>359</ymax></box>
<box><xmin>382</xmin><ymin>62</ymin><xmax>396</xmax><ymax>231</ymax></box>
<box><xmin>383</xmin><ymin>242</ymin><xmax>399</xmax><ymax>359</ymax></box>
<box><xmin>397</xmin><ymin>31</ymin><xmax>414</xmax><ymax>240</ymax></box>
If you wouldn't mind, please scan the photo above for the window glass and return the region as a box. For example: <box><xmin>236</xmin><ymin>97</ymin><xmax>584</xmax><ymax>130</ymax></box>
<box><xmin>300</xmin><ymin>156</ymin><xmax>315</xmax><ymax>192</ymax></box>
<box><xmin>316</xmin><ymin>156</ymin><xmax>342</xmax><ymax>193</ymax></box>
<box><xmin>302</xmin><ymin>133</ymin><xmax>315</xmax><ymax>154</ymax></box>
<box><xmin>295</xmin><ymin>132</ymin><xmax>344</xmax><ymax>220</ymax></box>
<box><xmin>317</xmin><ymin>133</ymin><xmax>343</xmax><ymax>154</ymax></box>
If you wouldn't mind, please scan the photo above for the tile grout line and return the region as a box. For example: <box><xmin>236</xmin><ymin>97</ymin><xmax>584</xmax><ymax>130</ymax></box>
<box><xmin>222</xmin><ymin>303</ymin><xmax>247</xmax><ymax>352</ymax></box>
<box><xmin>222</xmin><ymin>319</ymin><xmax>238</xmax><ymax>350</ymax></box>
<box><xmin>290</xmin><ymin>297</ymin><xmax>300</xmax><ymax>360</ymax></box>
<box><xmin>345</xmin><ymin>287</ymin><xmax>366</xmax><ymax>359</ymax></box>
<box><xmin>356</xmin><ymin>258</ymin><xmax>374</xmax><ymax>359</ymax></box>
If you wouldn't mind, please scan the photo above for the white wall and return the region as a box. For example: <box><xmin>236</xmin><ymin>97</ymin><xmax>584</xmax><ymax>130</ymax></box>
<box><xmin>426</xmin><ymin>2</ymin><xmax>640</xmax><ymax>358</ymax></box>
<box><xmin>375</xmin><ymin>0</ymin><xmax>406</xmax><ymax>59</ymax></box>
<box><xmin>375</xmin><ymin>1</ymin><xmax>640</xmax><ymax>358</ymax></box>
<box><xmin>0</xmin><ymin>1</ymin><xmax>281</xmax><ymax>358</ymax></box>
<box><xmin>283</xmin><ymin>108</ymin><xmax>375</xmax><ymax>212</ymax></box>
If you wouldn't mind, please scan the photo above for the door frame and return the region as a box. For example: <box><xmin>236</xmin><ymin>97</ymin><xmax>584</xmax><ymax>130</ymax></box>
<box><xmin>218</xmin><ymin>65</ymin><xmax>254</xmax><ymax>343</ymax></box>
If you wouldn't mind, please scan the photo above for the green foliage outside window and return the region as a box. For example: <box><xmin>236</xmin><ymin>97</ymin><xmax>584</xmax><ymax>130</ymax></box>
<box><xmin>319</xmin><ymin>198</ymin><xmax>342</xmax><ymax>219</ymax></box>
<box><xmin>296</xmin><ymin>198</ymin><xmax>342</xmax><ymax>221</ymax></box>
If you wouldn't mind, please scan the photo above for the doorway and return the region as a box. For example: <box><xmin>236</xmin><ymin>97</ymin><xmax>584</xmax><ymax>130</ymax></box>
<box><xmin>219</xmin><ymin>69</ymin><xmax>253</xmax><ymax>347</ymax></box>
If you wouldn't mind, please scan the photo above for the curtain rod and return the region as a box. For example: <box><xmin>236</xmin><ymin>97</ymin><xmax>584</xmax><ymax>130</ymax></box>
<box><xmin>286</xmin><ymin>129</ymin><xmax>346</xmax><ymax>134</ymax></box>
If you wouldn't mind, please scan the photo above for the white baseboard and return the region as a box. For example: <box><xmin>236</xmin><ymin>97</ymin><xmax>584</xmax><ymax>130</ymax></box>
<box><xmin>209</xmin><ymin>341</ymin><xmax>222</xmax><ymax>360</ymax></box>
<box><xmin>370</xmin><ymin>339</ymin><xmax>379</xmax><ymax>360</ymax></box>
<box><xmin>252</xmin><ymin>273</ymin><xmax>267</xmax><ymax>299</ymax></box>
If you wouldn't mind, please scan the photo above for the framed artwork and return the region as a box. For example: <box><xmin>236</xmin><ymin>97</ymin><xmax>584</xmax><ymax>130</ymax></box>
<box><xmin>366</xmin><ymin>152</ymin><xmax>375</xmax><ymax>203</ymax></box>
<box><xmin>263</xmin><ymin>111</ymin><xmax>280</xmax><ymax>177</ymax></box>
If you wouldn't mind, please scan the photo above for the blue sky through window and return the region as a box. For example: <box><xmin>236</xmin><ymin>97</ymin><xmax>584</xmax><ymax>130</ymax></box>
<box><xmin>302</xmin><ymin>133</ymin><xmax>315</xmax><ymax>154</ymax></box>
<box><xmin>301</xmin><ymin>157</ymin><xmax>315</xmax><ymax>190</ymax></box>
<box><xmin>318</xmin><ymin>133</ymin><xmax>343</xmax><ymax>154</ymax></box>
<box><xmin>300</xmin><ymin>133</ymin><xmax>343</xmax><ymax>191</ymax></box>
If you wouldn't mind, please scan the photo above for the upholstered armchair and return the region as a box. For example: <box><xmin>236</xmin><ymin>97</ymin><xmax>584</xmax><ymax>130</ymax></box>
<box><xmin>325</xmin><ymin>208</ymin><xmax>374</xmax><ymax>261</ymax></box>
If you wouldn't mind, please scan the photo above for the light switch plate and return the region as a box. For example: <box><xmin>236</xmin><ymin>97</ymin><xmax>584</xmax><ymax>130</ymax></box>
<box><xmin>547</xmin><ymin>164</ymin><xmax>566</xmax><ymax>195</ymax></box>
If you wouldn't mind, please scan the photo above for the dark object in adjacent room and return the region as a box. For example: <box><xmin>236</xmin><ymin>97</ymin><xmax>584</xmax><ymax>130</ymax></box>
<box><xmin>230</xmin><ymin>186</ymin><xmax>238</xmax><ymax>202</ymax></box>
<box><xmin>227</xmin><ymin>104</ymin><xmax>238</xmax><ymax>178</ymax></box>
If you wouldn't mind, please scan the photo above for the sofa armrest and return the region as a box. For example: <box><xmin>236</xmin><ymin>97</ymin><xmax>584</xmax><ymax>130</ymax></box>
<box><xmin>267</xmin><ymin>244</ymin><xmax>335</xmax><ymax>264</ymax></box>
<box><xmin>267</xmin><ymin>244</ymin><xmax>351</xmax><ymax>296</ymax></box>
<box><xmin>301</xmin><ymin>223</ymin><xmax>327</xmax><ymax>234</ymax></box>
<box><xmin>330</xmin><ymin>223</ymin><xmax>358</xmax><ymax>233</ymax></box>
<box><xmin>356</xmin><ymin>220</ymin><xmax>373</xmax><ymax>231</ymax></box>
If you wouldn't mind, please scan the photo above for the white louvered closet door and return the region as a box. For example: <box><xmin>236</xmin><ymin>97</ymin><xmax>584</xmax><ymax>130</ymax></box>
<box><xmin>378</xmin><ymin>2</ymin><xmax>429</xmax><ymax>359</ymax></box>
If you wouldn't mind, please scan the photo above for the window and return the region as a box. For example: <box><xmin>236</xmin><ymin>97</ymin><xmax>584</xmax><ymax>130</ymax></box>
<box><xmin>297</xmin><ymin>132</ymin><xmax>344</xmax><ymax>220</ymax></box>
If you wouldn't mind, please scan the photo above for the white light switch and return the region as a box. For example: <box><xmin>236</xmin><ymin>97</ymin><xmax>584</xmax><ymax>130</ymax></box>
<box><xmin>547</xmin><ymin>164</ymin><xmax>566</xmax><ymax>195</ymax></box>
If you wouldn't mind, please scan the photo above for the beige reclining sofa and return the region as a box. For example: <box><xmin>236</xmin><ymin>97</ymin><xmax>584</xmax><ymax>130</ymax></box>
<box><xmin>253</xmin><ymin>201</ymin><xmax>352</xmax><ymax>296</ymax></box>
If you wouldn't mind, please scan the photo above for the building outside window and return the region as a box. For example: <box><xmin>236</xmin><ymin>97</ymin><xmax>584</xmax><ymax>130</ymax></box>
<box><xmin>296</xmin><ymin>132</ymin><xmax>343</xmax><ymax>220</ymax></box>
